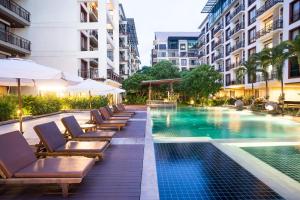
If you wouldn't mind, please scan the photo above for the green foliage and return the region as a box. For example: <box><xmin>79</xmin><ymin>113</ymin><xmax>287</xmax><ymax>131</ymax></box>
<box><xmin>0</xmin><ymin>95</ymin><xmax>18</xmax><ymax>121</ymax></box>
<box><xmin>122</xmin><ymin>73</ymin><xmax>151</xmax><ymax>95</ymax></box>
<box><xmin>149</xmin><ymin>61</ymin><xmax>180</xmax><ymax>79</ymax></box>
<box><xmin>62</xmin><ymin>96</ymin><xmax>108</xmax><ymax>110</ymax></box>
<box><xmin>124</xmin><ymin>95</ymin><xmax>147</xmax><ymax>105</ymax></box>
<box><xmin>23</xmin><ymin>95</ymin><xmax>62</xmax><ymax>116</ymax></box>
<box><xmin>181</xmin><ymin>65</ymin><xmax>222</xmax><ymax>104</ymax></box>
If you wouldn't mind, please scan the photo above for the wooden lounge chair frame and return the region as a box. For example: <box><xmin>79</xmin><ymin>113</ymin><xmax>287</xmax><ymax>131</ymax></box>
<box><xmin>91</xmin><ymin>109</ymin><xmax>126</xmax><ymax>131</ymax></box>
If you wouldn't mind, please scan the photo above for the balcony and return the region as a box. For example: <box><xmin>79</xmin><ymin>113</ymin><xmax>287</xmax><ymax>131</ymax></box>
<box><xmin>213</xmin><ymin>53</ymin><xmax>224</xmax><ymax>62</ymax></box>
<box><xmin>213</xmin><ymin>24</ymin><xmax>223</xmax><ymax>37</ymax></box>
<box><xmin>231</xmin><ymin>40</ymin><xmax>245</xmax><ymax>54</ymax></box>
<box><xmin>188</xmin><ymin>50</ymin><xmax>198</xmax><ymax>57</ymax></box>
<box><xmin>90</xmin><ymin>30</ymin><xmax>98</xmax><ymax>46</ymax></box>
<box><xmin>212</xmin><ymin>38</ymin><xmax>224</xmax><ymax>49</ymax></box>
<box><xmin>226</xmin><ymin>79</ymin><xmax>245</xmax><ymax>86</ymax></box>
<box><xmin>230</xmin><ymin>60</ymin><xmax>244</xmax><ymax>69</ymax></box>
<box><xmin>198</xmin><ymin>40</ymin><xmax>205</xmax><ymax>48</ymax></box>
<box><xmin>255</xmin><ymin>71</ymin><xmax>278</xmax><ymax>82</ymax></box>
<box><xmin>225</xmin><ymin>48</ymin><xmax>232</xmax><ymax>56</ymax></box>
<box><xmin>89</xmin><ymin>6</ymin><xmax>98</xmax><ymax>22</ymax></box>
<box><xmin>230</xmin><ymin>5</ymin><xmax>245</xmax><ymax>20</ymax></box>
<box><xmin>90</xmin><ymin>59</ymin><xmax>98</xmax><ymax>68</ymax></box>
<box><xmin>230</xmin><ymin>22</ymin><xmax>245</xmax><ymax>37</ymax></box>
<box><xmin>216</xmin><ymin>66</ymin><xmax>224</xmax><ymax>72</ymax></box>
<box><xmin>256</xmin><ymin>0</ymin><xmax>283</xmax><ymax>18</ymax></box>
<box><xmin>107</xmin><ymin>69</ymin><xmax>122</xmax><ymax>83</ymax></box>
<box><xmin>198</xmin><ymin>51</ymin><xmax>205</xmax><ymax>58</ymax></box>
<box><xmin>168</xmin><ymin>50</ymin><xmax>179</xmax><ymax>57</ymax></box>
<box><xmin>256</xmin><ymin>19</ymin><xmax>283</xmax><ymax>39</ymax></box>
<box><xmin>0</xmin><ymin>28</ymin><xmax>30</xmax><ymax>55</ymax></box>
<box><xmin>0</xmin><ymin>0</ymin><xmax>30</xmax><ymax>27</ymax></box>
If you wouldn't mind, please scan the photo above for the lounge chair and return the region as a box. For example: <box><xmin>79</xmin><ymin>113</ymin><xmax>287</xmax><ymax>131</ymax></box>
<box><xmin>34</xmin><ymin>122</ymin><xmax>109</xmax><ymax>160</ymax></box>
<box><xmin>91</xmin><ymin>109</ymin><xmax>126</xmax><ymax>131</ymax></box>
<box><xmin>99</xmin><ymin>107</ymin><xmax>130</xmax><ymax>121</ymax></box>
<box><xmin>105</xmin><ymin>105</ymin><xmax>133</xmax><ymax>117</ymax></box>
<box><xmin>113</xmin><ymin>104</ymin><xmax>135</xmax><ymax>115</ymax></box>
<box><xmin>0</xmin><ymin>131</ymin><xmax>95</xmax><ymax>197</ymax></box>
<box><xmin>116</xmin><ymin>104</ymin><xmax>136</xmax><ymax>115</ymax></box>
<box><xmin>61</xmin><ymin>116</ymin><xmax>116</xmax><ymax>141</ymax></box>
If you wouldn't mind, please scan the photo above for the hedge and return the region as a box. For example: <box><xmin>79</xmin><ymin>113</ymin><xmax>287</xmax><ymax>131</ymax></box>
<box><xmin>0</xmin><ymin>95</ymin><xmax>108</xmax><ymax>122</ymax></box>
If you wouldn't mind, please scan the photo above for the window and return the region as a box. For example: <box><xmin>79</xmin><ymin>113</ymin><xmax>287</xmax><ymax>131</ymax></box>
<box><xmin>206</xmin><ymin>34</ymin><xmax>210</xmax><ymax>43</ymax></box>
<box><xmin>290</xmin><ymin>0</ymin><xmax>300</xmax><ymax>24</ymax></box>
<box><xmin>225</xmin><ymin>59</ymin><xmax>231</xmax><ymax>71</ymax></box>
<box><xmin>248</xmin><ymin>27</ymin><xmax>256</xmax><ymax>45</ymax></box>
<box><xmin>289</xmin><ymin>27</ymin><xmax>300</xmax><ymax>78</ymax></box>
<box><xmin>211</xmin><ymin>53</ymin><xmax>215</xmax><ymax>63</ymax></box>
<box><xmin>264</xmin><ymin>39</ymin><xmax>273</xmax><ymax>48</ymax></box>
<box><xmin>80</xmin><ymin>33</ymin><xmax>87</xmax><ymax>51</ymax></box>
<box><xmin>159</xmin><ymin>44</ymin><xmax>167</xmax><ymax>50</ymax></box>
<box><xmin>188</xmin><ymin>40</ymin><xmax>197</xmax><ymax>49</ymax></box>
<box><xmin>181</xmin><ymin>59</ymin><xmax>187</xmax><ymax>66</ymax></box>
<box><xmin>180</xmin><ymin>43</ymin><xmax>186</xmax><ymax>50</ymax></box>
<box><xmin>158</xmin><ymin>51</ymin><xmax>166</xmax><ymax>57</ymax></box>
<box><xmin>225</xmin><ymin>28</ymin><xmax>231</xmax><ymax>41</ymax></box>
<box><xmin>248</xmin><ymin>0</ymin><xmax>255</xmax><ymax>7</ymax></box>
<box><xmin>170</xmin><ymin>59</ymin><xmax>178</xmax><ymax>65</ymax></box>
<box><xmin>226</xmin><ymin>43</ymin><xmax>231</xmax><ymax>56</ymax></box>
<box><xmin>225</xmin><ymin>74</ymin><xmax>231</xmax><ymax>86</ymax></box>
<box><xmin>80</xmin><ymin>59</ymin><xmax>88</xmax><ymax>79</ymax></box>
<box><xmin>80</xmin><ymin>6</ymin><xmax>87</xmax><ymax>22</ymax></box>
<box><xmin>225</xmin><ymin>12</ymin><xmax>231</xmax><ymax>26</ymax></box>
<box><xmin>206</xmin><ymin>56</ymin><xmax>210</xmax><ymax>64</ymax></box>
<box><xmin>190</xmin><ymin>59</ymin><xmax>197</xmax><ymax>65</ymax></box>
<box><xmin>248</xmin><ymin>47</ymin><xmax>256</xmax><ymax>57</ymax></box>
<box><xmin>248</xmin><ymin>7</ymin><xmax>256</xmax><ymax>25</ymax></box>
<box><xmin>206</xmin><ymin>45</ymin><xmax>210</xmax><ymax>54</ymax></box>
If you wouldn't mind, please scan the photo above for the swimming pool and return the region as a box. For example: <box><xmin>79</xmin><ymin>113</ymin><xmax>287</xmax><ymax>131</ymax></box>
<box><xmin>151</xmin><ymin>107</ymin><xmax>300</xmax><ymax>139</ymax></box>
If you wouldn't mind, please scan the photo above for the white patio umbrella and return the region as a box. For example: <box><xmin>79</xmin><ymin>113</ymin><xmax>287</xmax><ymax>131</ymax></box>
<box><xmin>100</xmin><ymin>87</ymin><xmax>125</xmax><ymax>95</ymax></box>
<box><xmin>65</xmin><ymin>79</ymin><xmax>116</xmax><ymax>120</ymax></box>
<box><xmin>0</xmin><ymin>58</ymin><xmax>77</xmax><ymax>133</ymax></box>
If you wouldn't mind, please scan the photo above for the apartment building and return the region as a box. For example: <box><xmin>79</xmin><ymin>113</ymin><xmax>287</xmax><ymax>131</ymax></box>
<box><xmin>151</xmin><ymin>32</ymin><xmax>199</xmax><ymax>70</ymax></box>
<box><xmin>14</xmin><ymin>0</ymin><xmax>122</xmax><ymax>87</ymax></box>
<box><xmin>119</xmin><ymin>5</ymin><xmax>140</xmax><ymax>79</ymax></box>
<box><xmin>199</xmin><ymin>0</ymin><xmax>300</xmax><ymax>101</ymax></box>
<box><xmin>0</xmin><ymin>0</ymin><xmax>31</xmax><ymax>93</ymax></box>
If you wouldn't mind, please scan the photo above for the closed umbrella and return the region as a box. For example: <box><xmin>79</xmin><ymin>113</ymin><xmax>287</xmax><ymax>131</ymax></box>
<box><xmin>0</xmin><ymin>58</ymin><xmax>76</xmax><ymax>133</ymax></box>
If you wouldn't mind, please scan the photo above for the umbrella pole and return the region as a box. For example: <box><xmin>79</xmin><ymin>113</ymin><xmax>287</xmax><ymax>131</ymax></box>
<box><xmin>89</xmin><ymin>90</ymin><xmax>92</xmax><ymax>122</ymax></box>
<box><xmin>17</xmin><ymin>78</ymin><xmax>23</xmax><ymax>133</ymax></box>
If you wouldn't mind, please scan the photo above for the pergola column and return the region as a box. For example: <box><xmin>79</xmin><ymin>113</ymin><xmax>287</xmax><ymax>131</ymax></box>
<box><xmin>148</xmin><ymin>83</ymin><xmax>152</xmax><ymax>100</ymax></box>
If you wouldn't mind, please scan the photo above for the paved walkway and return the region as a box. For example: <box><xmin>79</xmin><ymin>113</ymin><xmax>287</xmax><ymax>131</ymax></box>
<box><xmin>0</xmin><ymin>105</ymin><xmax>148</xmax><ymax>200</ymax></box>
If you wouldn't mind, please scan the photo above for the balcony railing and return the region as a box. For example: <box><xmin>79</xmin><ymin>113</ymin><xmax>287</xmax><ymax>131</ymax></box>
<box><xmin>198</xmin><ymin>52</ymin><xmax>205</xmax><ymax>58</ymax></box>
<box><xmin>231</xmin><ymin>40</ymin><xmax>245</xmax><ymax>52</ymax></box>
<box><xmin>255</xmin><ymin>71</ymin><xmax>278</xmax><ymax>82</ymax></box>
<box><xmin>212</xmin><ymin>38</ymin><xmax>224</xmax><ymax>49</ymax></box>
<box><xmin>0</xmin><ymin>28</ymin><xmax>31</xmax><ymax>51</ymax></box>
<box><xmin>198</xmin><ymin>40</ymin><xmax>205</xmax><ymax>48</ymax></box>
<box><xmin>226</xmin><ymin>48</ymin><xmax>232</xmax><ymax>56</ymax></box>
<box><xmin>230</xmin><ymin>22</ymin><xmax>245</xmax><ymax>36</ymax></box>
<box><xmin>230</xmin><ymin>60</ymin><xmax>244</xmax><ymax>69</ymax></box>
<box><xmin>213</xmin><ymin>54</ymin><xmax>224</xmax><ymax>62</ymax></box>
<box><xmin>256</xmin><ymin>19</ymin><xmax>283</xmax><ymax>39</ymax></box>
<box><xmin>216</xmin><ymin>66</ymin><xmax>224</xmax><ymax>72</ymax></box>
<box><xmin>213</xmin><ymin>24</ymin><xmax>223</xmax><ymax>36</ymax></box>
<box><xmin>256</xmin><ymin>0</ymin><xmax>283</xmax><ymax>17</ymax></box>
<box><xmin>231</xmin><ymin>5</ymin><xmax>245</xmax><ymax>19</ymax></box>
<box><xmin>0</xmin><ymin>0</ymin><xmax>30</xmax><ymax>22</ymax></box>
<box><xmin>107</xmin><ymin>69</ymin><xmax>122</xmax><ymax>83</ymax></box>
<box><xmin>90</xmin><ymin>30</ymin><xmax>98</xmax><ymax>39</ymax></box>
<box><xmin>248</xmin><ymin>0</ymin><xmax>256</xmax><ymax>6</ymax></box>
<box><xmin>226</xmin><ymin>79</ymin><xmax>245</xmax><ymax>86</ymax></box>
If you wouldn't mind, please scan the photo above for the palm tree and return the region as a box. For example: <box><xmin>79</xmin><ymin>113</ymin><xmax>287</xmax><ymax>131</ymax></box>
<box><xmin>252</xmin><ymin>48</ymin><xmax>272</xmax><ymax>100</ymax></box>
<box><xmin>235</xmin><ymin>57</ymin><xmax>257</xmax><ymax>99</ymax></box>
<box><xmin>287</xmin><ymin>36</ymin><xmax>300</xmax><ymax>71</ymax></box>
<box><xmin>270</xmin><ymin>42</ymin><xmax>291</xmax><ymax>113</ymax></box>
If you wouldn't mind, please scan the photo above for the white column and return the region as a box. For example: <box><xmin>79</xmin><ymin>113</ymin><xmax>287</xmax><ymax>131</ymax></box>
<box><xmin>113</xmin><ymin>0</ymin><xmax>120</xmax><ymax>75</ymax></box>
<box><xmin>98</xmin><ymin>0</ymin><xmax>108</xmax><ymax>79</ymax></box>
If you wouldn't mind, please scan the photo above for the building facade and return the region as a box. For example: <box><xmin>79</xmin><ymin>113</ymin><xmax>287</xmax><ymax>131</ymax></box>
<box><xmin>0</xmin><ymin>0</ymin><xmax>31</xmax><ymax>93</ymax></box>
<box><xmin>119</xmin><ymin>5</ymin><xmax>140</xmax><ymax>79</ymax></box>
<box><xmin>199</xmin><ymin>0</ymin><xmax>300</xmax><ymax>101</ymax></box>
<box><xmin>151</xmin><ymin>32</ymin><xmax>199</xmax><ymax>70</ymax></box>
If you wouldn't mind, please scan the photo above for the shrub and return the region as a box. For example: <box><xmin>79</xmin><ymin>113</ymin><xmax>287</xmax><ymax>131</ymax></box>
<box><xmin>124</xmin><ymin>94</ymin><xmax>147</xmax><ymax>105</ymax></box>
<box><xmin>23</xmin><ymin>95</ymin><xmax>62</xmax><ymax>115</ymax></box>
<box><xmin>0</xmin><ymin>95</ymin><xmax>17</xmax><ymax>121</ymax></box>
<box><xmin>62</xmin><ymin>96</ymin><xmax>108</xmax><ymax>109</ymax></box>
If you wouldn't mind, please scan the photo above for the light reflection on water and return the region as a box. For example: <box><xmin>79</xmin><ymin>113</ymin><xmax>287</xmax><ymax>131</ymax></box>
<box><xmin>151</xmin><ymin>107</ymin><xmax>300</xmax><ymax>139</ymax></box>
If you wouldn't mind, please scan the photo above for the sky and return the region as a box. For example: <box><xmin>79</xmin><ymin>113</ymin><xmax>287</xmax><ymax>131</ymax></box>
<box><xmin>119</xmin><ymin>0</ymin><xmax>208</xmax><ymax>66</ymax></box>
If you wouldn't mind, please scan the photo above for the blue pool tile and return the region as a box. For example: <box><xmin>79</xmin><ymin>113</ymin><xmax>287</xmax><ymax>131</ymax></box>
<box><xmin>155</xmin><ymin>143</ymin><xmax>283</xmax><ymax>200</ymax></box>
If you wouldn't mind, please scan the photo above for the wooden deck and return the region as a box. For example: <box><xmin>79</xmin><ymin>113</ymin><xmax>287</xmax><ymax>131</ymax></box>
<box><xmin>0</xmin><ymin>107</ymin><xmax>148</xmax><ymax>200</ymax></box>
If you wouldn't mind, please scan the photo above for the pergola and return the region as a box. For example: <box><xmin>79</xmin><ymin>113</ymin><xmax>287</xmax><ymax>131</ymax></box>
<box><xmin>141</xmin><ymin>78</ymin><xmax>182</xmax><ymax>100</ymax></box>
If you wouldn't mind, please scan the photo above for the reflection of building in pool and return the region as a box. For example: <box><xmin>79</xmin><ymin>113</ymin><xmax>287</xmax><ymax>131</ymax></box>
<box><xmin>198</xmin><ymin>0</ymin><xmax>300</xmax><ymax>102</ymax></box>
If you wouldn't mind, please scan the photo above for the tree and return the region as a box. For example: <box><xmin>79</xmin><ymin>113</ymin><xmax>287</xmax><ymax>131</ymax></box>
<box><xmin>182</xmin><ymin>65</ymin><xmax>222</xmax><ymax>105</ymax></box>
<box><xmin>235</xmin><ymin>57</ymin><xmax>257</xmax><ymax>98</ymax></box>
<box><xmin>149</xmin><ymin>60</ymin><xmax>180</xmax><ymax>79</ymax></box>
<box><xmin>252</xmin><ymin>49</ymin><xmax>272</xmax><ymax>100</ymax></box>
<box><xmin>122</xmin><ymin>73</ymin><xmax>152</xmax><ymax>96</ymax></box>
<box><xmin>270</xmin><ymin>42</ymin><xmax>290</xmax><ymax>101</ymax></box>
<box><xmin>287</xmin><ymin>36</ymin><xmax>300</xmax><ymax>71</ymax></box>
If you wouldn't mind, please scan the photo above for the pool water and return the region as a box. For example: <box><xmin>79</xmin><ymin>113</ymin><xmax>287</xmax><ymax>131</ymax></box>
<box><xmin>151</xmin><ymin>107</ymin><xmax>300</xmax><ymax>139</ymax></box>
<box><xmin>243</xmin><ymin>146</ymin><xmax>300</xmax><ymax>183</ymax></box>
<box><xmin>155</xmin><ymin>143</ymin><xmax>283</xmax><ymax>200</ymax></box>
